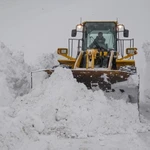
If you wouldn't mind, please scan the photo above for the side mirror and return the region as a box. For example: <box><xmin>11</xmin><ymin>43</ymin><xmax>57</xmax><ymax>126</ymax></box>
<box><xmin>71</xmin><ymin>29</ymin><xmax>77</xmax><ymax>37</ymax></box>
<box><xmin>124</xmin><ymin>29</ymin><xmax>129</xmax><ymax>37</ymax></box>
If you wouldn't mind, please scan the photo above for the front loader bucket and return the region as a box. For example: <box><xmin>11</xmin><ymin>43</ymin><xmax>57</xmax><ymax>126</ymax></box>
<box><xmin>45</xmin><ymin>68</ymin><xmax>139</xmax><ymax>103</ymax></box>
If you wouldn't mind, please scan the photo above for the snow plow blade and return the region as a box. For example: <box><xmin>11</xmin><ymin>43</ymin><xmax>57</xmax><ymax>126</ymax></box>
<box><xmin>45</xmin><ymin>69</ymin><xmax>129</xmax><ymax>90</ymax></box>
<box><xmin>45</xmin><ymin>69</ymin><xmax>139</xmax><ymax>103</ymax></box>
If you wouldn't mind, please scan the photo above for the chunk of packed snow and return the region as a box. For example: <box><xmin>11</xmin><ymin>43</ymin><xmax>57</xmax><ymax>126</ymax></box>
<box><xmin>30</xmin><ymin>52</ymin><xmax>60</xmax><ymax>88</ymax></box>
<box><xmin>33</xmin><ymin>52</ymin><xmax>59</xmax><ymax>70</ymax></box>
<box><xmin>0</xmin><ymin>42</ymin><xmax>30</xmax><ymax>106</ymax></box>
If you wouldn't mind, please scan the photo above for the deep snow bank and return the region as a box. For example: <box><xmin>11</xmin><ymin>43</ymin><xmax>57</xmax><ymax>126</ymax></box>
<box><xmin>142</xmin><ymin>42</ymin><xmax>150</xmax><ymax>102</ymax></box>
<box><xmin>0</xmin><ymin>42</ymin><xmax>30</xmax><ymax>106</ymax></box>
<box><xmin>1</xmin><ymin>67</ymin><xmax>150</xmax><ymax>150</ymax></box>
<box><xmin>0</xmin><ymin>41</ymin><xmax>150</xmax><ymax>149</ymax></box>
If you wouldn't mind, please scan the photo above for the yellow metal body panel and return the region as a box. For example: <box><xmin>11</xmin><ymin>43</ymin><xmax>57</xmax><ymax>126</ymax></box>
<box><xmin>58</xmin><ymin>59</ymin><xmax>75</xmax><ymax>68</ymax></box>
<box><xmin>57</xmin><ymin>48</ymin><xmax>137</xmax><ymax>70</ymax></box>
<box><xmin>116</xmin><ymin>59</ymin><xmax>135</xmax><ymax>69</ymax></box>
<box><xmin>74</xmin><ymin>51</ymin><xmax>84</xmax><ymax>69</ymax></box>
<box><xmin>57</xmin><ymin>48</ymin><xmax>76</xmax><ymax>60</ymax></box>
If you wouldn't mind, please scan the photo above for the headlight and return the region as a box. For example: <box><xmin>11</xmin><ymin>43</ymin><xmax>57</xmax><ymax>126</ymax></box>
<box><xmin>61</xmin><ymin>49</ymin><xmax>67</xmax><ymax>54</ymax></box>
<box><xmin>77</xmin><ymin>24</ymin><xmax>82</xmax><ymax>29</ymax></box>
<box><xmin>126</xmin><ymin>48</ymin><xmax>137</xmax><ymax>54</ymax></box>
<box><xmin>57</xmin><ymin>48</ymin><xmax>68</xmax><ymax>55</ymax></box>
<box><xmin>76</xmin><ymin>24</ymin><xmax>83</xmax><ymax>31</ymax></box>
<box><xmin>118</xmin><ymin>25</ymin><xmax>124</xmax><ymax>29</ymax></box>
<box><xmin>117</xmin><ymin>24</ymin><xmax>125</xmax><ymax>31</ymax></box>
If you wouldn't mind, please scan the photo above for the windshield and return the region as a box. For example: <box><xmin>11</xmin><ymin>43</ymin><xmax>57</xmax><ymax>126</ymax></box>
<box><xmin>82</xmin><ymin>22</ymin><xmax>117</xmax><ymax>50</ymax></box>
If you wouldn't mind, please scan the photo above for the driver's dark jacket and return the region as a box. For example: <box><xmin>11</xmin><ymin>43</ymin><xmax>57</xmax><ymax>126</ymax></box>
<box><xmin>90</xmin><ymin>36</ymin><xmax>106</xmax><ymax>49</ymax></box>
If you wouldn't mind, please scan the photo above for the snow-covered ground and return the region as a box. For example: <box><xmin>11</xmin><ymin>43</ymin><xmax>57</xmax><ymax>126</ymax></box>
<box><xmin>0</xmin><ymin>41</ymin><xmax>150</xmax><ymax>150</ymax></box>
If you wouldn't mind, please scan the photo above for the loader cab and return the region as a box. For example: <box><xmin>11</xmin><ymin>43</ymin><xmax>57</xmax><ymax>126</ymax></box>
<box><xmin>81</xmin><ymin>21</ymin><xmax>117</xmax><ymax>51</ymax></box>
<box><xmin>71</xmin><ymin>21</ymin><xmax>130</xmax><ymax>56</ymax></box>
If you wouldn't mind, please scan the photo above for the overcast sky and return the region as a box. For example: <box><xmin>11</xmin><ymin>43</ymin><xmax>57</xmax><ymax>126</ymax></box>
<box><xmin>0</xmin><ymin>0</ymin><xmax>149</xmax><ymax>64</ymax></box>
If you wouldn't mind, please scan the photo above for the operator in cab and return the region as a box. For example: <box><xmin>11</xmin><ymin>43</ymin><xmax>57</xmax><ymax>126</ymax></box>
<box><xmin>89</xmin><ymin>32</ymin><xmax>107</xmax><ymax>50</ymax></box>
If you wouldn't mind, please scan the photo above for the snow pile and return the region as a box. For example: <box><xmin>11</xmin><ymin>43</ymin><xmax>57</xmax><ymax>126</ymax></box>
<box><xmin>0</xmin><ymin>41</ymin><xmax>150</xmax><ymax>149</ymax></box>
<box><xmin>0</xmin><ymin>42</ymin><xmax>30</xmax><ymax>106</ymax></box>
<box><xmin>1</xmin><ymin>67</ymin><xmax>150</xmax><ymax>150</ymax></box>
<box><xmin>29</xmin><ymin>52</ymin><xmax>60</xmax><ymax>89</ymax></box>
<box><xmin>143</xmin><ymin>42</ymin><xmax>150</xmax><ymax>63</ymax></box>
<box><xmin>142</xmin><ymin>42</ymin><xmax>150</xmax><ymax>102</ymax></box>
<box><xmin>33</xmin><ymin>52</ymin><xmax>59</xmax><ymax>70</ymax></box>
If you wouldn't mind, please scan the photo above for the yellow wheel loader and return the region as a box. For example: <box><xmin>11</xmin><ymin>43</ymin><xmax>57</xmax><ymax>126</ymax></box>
<box><xmin>37</xmin><ymin>21</ymin><xmax>139</xmax><ymax>103</ymax></box>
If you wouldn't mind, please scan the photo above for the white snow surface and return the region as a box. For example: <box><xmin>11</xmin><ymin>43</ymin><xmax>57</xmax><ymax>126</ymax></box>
<box><xmin>32</xmin><ymin>52</ymin><xmax>59</xmax><ymax>70</ymax></box>
<box><xmin>142</xmin><ymin>42</ymin><xmax>150</xmax><ymax>103</ymax></box>
<box><xmin>0</xmin><ymin>42</ymin><xmax>30</xmax><ymax>106</ymax></box>
<box><xmin>0</xmin><ymin>41</ymin><xmax>150</xmax><ymax>149</ymax></box>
